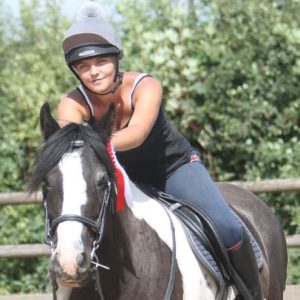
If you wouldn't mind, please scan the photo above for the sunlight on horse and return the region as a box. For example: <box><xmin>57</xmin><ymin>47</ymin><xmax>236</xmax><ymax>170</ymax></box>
<box><xmin>28</xmin><ymin>103</ymin><xmax>287</xmax><ymax>300</ymax></box>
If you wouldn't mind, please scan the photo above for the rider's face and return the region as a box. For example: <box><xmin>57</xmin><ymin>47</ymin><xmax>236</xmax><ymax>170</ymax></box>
<box><xmin>74</xmin><ymin>56</ymin><xmax>116</xmax><ymax>93</ymax></box>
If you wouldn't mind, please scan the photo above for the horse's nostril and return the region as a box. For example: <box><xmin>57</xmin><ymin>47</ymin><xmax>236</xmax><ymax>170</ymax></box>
<box><xmin>77</xmin><ymin>252</ymin><xmax>87</xmax><ymax>268</ymax></box>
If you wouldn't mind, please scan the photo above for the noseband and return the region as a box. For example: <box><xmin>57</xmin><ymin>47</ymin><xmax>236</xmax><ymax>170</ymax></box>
<box><xmin>42</xmin><ymin>140</ymin><xmax>113</xmax><ymax>300</ymax></box>
<box><xmin>43</xmin><ymin>181</ymin><xmax>112</xmax><ymax>260</ymax></box>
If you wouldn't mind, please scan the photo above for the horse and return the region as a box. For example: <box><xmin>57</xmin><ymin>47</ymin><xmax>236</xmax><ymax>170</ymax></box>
<box><xmin>29</xmin><ymin>103</ymin><xmax>287</xmax><ymax>300</ymax></box>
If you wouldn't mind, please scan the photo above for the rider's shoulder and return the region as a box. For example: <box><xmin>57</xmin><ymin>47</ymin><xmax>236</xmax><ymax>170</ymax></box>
<box><xmin>58</xmin><ymin>89</ymin><xmax>87</xmax><ymax>116</ymax></box>
<box><xmin>122</xmin><ymin>71</ymin><xmax>158</xmax><ymax>83</ymax></box>
<box><xmin>122</xmin><ymin>71</ymin><xmax>161</xmax><ymax>90</ymax></box>
<box><xmin>59</xmin><ymin>89</ymin><xmax>85</xmax><ymax>107</ymax></box>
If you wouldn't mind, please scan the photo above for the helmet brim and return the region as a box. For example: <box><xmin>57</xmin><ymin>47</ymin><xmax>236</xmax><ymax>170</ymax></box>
<box><xmin>65</xmin><ymin>43</ymin><xmax>121</xmax><ymax>66</ymax></box>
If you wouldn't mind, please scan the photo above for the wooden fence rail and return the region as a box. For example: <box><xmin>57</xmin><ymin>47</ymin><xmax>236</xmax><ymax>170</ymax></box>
<box><xmin>0</xmin><ymin>234</ymin><xmax>298</xmax><ymax>258</ymax></box>
<box><xmin>0</xmin><ymin>294</ymin><xmax>52</xmax><ymax>300</ymax></box>
<box><xmin>0</xmin><ymin>191</ymin><xmax>43</xmax><ymax>205</ymax></box>
<box><xmin>1</xmin><ymin>177</ymin><xmax>300</xmax><ymax>205</ymax></box>
<box><xmin>0</xmin><ymin>244</ymin><xmax>50</xmax><ymax>258</ymax></box>
<box><xmin>230</xmin><ymin>178</ymin><xmax>300</xmax><ymax>193</ymax></box>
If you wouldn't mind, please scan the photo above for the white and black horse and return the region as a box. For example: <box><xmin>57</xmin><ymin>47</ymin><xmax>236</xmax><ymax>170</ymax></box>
<box><xmin>29</xmin><ymin>103</ymin><xmax>287</xmax><ymax>300</ymax></box>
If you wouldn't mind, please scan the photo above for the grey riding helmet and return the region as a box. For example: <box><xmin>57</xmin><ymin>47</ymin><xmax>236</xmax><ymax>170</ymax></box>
<box><xmin>62</xmin><ymin>2</ymin><xmax>123</xmax><ymax>66</ymax></box>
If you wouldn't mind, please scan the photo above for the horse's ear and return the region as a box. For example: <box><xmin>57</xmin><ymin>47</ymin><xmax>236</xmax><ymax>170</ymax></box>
<box><xmin>92</xmin><ymin>103</ymin><xmax>116</xmax><ymax>141</ymax></box>
<box><xmin>40</xmin><ymin>103</ymin><xmax>60</xmax><ymax>140</ymax></box>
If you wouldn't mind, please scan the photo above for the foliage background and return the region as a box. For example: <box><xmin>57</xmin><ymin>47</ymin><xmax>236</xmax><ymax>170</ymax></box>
<box><xmin>0</xmin><ymin>0</ymin><xmax>299</xmax><ymax>294</ymax></box>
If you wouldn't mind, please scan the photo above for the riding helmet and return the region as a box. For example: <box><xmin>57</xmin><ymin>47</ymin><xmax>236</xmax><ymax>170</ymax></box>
<box><xmin>62</xmin><ymin>2</ymin><xmax>123</xmax><ymax>67</ymax></box>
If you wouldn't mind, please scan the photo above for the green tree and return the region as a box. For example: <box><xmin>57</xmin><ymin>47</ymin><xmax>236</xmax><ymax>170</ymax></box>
<box><xmin>116</xmin><ymin>0</ymin><xmax>300</xmax><ymax>228</ymax></box>
<box><xmin>0</xmin><ymin>0</ymin><xmax>74</xmax><ymax>192</ymax></box>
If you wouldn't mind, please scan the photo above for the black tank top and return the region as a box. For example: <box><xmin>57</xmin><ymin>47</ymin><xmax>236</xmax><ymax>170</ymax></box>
<box><xmin>117</xmin><ymin>107</ymin><xmax>192</xmax><ymax>183</ymax></box>
<box><xmin>77</xmin><ymin>74</ymin><xmax>192</xmax><ymax>184</ymax></box>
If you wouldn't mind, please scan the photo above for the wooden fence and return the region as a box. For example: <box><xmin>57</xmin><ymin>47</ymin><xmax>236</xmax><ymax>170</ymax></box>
<box><xmin>0</xmin><ymin>178</ymin><xmax>299</xmax><ymax>299</ymax></box>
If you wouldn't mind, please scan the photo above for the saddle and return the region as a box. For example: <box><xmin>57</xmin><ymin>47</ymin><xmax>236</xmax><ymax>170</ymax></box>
<box><xmin>140</xmin><ymin>187</ymin><xmax>264</xmax><ymax>300</ymax></box>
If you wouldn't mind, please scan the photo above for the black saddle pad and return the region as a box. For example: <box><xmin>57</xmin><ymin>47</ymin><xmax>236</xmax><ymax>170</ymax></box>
<box><xmin>182</xmin><ymin>207</ymin><xmax>263</xmax><ymax>281</ymax></box>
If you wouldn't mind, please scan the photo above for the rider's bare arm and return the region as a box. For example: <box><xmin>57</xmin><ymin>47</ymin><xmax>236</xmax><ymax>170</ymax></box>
<box><xmin>56</xmin><ymin>92</ymin><xmax>87</xmax><ymax>127</ymax></box>
<box><xmin>111</xmin><ymin>77</ymin><xmax>162</xmax><ymax>151</ymax></box>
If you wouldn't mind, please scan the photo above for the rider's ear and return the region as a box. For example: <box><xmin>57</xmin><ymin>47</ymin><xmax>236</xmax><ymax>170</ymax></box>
<box><xmin>92</xmin><ymin>103</ymin><xmax>116</xmax><ymax>142</ymax></box>
<box><xmin>40</xmin><ymin>103</ymin><xmax>60</xmax><ymax>140</ymax></box>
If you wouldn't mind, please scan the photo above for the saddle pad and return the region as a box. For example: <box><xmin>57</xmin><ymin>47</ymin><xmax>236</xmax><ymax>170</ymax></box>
<box><xmin>139</xmin><ymin>186</ymin><xmax>264</xmax><ymax>289</ymax></box>
<box><xmin>177</xmin><ymin>208</ymin><xmax>264</xmax><ymax>287</ymax></box>
<box><xmin>185</xmin><ymin>227</ymin><xmax>223</xmax><ymax>282</ymax></box>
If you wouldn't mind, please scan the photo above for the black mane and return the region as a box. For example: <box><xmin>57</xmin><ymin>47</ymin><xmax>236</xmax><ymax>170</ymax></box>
<box><xmin>28</xmin><ymin>123</ymin><xmax>115</xmax><ymax>193</ymax></box>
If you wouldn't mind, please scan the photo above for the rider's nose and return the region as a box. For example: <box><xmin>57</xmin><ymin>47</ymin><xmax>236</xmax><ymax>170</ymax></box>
<box><xmin>90</xmin><ymin>64</ymin><xmax>99</xmax><ymax>75</ymax></box>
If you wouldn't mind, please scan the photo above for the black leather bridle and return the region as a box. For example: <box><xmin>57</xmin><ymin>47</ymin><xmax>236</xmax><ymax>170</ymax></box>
<box><xmin>42</xmin><ymin>141</ymin><xmax>113</xmax><ymax>300</ymax></box>
<box><xmin>43</xmin><ymin>181</ymin><xmax>112</xmax><ymax>252</ymax></box>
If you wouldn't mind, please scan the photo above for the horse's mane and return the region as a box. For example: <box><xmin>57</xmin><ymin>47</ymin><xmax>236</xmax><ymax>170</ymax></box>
<box><xmin>28</xmin><ymin>123</ymin><xmax>115</xmax><ymax>193</ymax></box>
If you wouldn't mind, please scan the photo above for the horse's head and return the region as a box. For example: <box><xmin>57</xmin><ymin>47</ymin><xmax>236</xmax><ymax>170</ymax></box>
<box><xmin>29</xmin><ymin>103</ymin><xmax>117</xmax><ymax>287</ymax></box>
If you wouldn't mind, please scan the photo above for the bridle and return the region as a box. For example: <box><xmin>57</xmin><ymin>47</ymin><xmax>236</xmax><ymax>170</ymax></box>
<box><xmin>42</xmin><ymin>140</ymin><xmax>114</xmax><ymax>300</ymax></box>
<box><xmin>43</xmin><ymin>181</ymin><xmax>112</xmax><ymax>257</ymax></box>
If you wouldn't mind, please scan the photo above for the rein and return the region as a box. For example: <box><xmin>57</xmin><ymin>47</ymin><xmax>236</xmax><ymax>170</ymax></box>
<box><xmin>160</xmin><ymin>203</ymin><xmax>177</xmax><ymax>300</ymax></box>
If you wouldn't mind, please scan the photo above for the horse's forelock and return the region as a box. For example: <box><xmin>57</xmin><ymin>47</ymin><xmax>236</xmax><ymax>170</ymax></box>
<box><xmin>28</xmin><ymin>123</ymin><xmax>115</xmax><ymax>194</ymax></box>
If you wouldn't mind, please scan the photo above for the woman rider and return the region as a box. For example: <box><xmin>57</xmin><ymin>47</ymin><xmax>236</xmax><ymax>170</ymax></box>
<box><xmin>57</xmin><ymin>2</ymin><xmax>263</xmax><ymax>299</ymax></box>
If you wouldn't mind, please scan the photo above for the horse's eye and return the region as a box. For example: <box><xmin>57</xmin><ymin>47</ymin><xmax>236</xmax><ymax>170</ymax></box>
<box><xmin>42</xmin><ymin>181</ymin><xmax>49</xmax><ymax>198</ymax></box>
<box><xmin>42</xmin><ymin>181</ymin><xmax>49</xmax><ymax>188</ymax></box>
<box><xmin>97</xmin><ymin>177</ymin><xmax>107</xmax><ymax>188</ymax></box>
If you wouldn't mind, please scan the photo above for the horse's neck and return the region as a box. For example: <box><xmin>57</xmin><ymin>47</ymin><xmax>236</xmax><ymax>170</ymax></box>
<box><xmin>123</xmin><ymin>178</ymin><xmax>177</xmax><ymax>249</ymax></box>
<box><xmin>121</xmin><ymin>172</ymin><xmax>155</xmax><ymax>208</ymax></box>
<box><xmin>108</xmin><ymin>176</ymin><xmax>237</xmax><ymax>300</ymax></box>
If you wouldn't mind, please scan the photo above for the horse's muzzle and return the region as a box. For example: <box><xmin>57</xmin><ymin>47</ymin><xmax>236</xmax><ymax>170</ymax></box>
<box><xmin>51</xmin><ymin>250</ymin><xmax>90</xmax><ymax>285</ymax></box>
